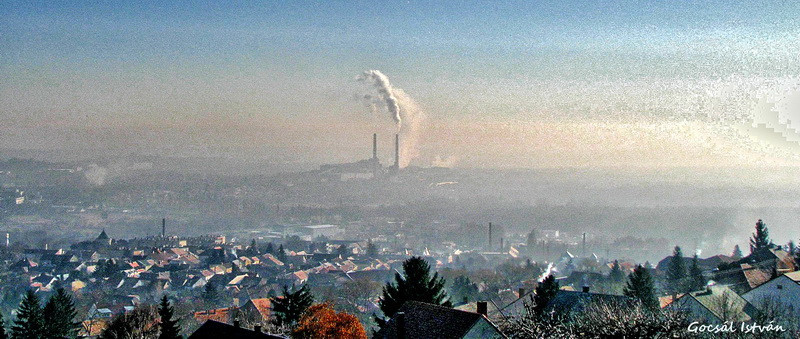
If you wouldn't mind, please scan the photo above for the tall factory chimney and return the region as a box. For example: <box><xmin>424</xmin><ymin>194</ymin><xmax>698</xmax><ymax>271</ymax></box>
<box><xmin>162</xmin><ymin>218</ymin><xmax>166</xmax><ymax>238</ymax></box>
<box><xmin>373</xmin><ymin>133</ymin><xmax>378</xmax><ymax>160</ymax></box>
<box><xmin>488</xmin><ymin>222</ymin><xmax>493</xmax><ymax>250</ymax></box>
<box><xmin>394</xmin><ymin>134</ymin><xmax>400</xmax><ymax>169</ymax></box>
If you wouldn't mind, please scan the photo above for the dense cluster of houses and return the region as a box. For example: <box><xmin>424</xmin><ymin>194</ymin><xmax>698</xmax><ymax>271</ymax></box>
<box><xmin>5</xmin><ymin>222</ymin><xmax>800</xmax><ymax>338</ymax></box>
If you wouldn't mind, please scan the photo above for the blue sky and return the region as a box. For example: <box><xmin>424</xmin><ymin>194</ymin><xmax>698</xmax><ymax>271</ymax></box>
<box><xmin>3</xmin><ymin>1</ymin><xmax>800</xmax><ymax>167</ymax></box>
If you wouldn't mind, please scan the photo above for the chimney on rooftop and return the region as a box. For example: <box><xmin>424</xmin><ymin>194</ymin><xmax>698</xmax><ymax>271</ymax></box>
<box><xmin>477</xmin><ymin>301</ymin><xmax>488</xmax><ymax>317</ymax></box>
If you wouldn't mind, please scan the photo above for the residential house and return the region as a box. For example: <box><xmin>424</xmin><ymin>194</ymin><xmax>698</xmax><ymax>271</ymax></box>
<box><xmin>667</xmin><ymin>285</ymin><xmax>759</xmax><ymax>323</ymax></box>
<box><xmin>377</xmin><ymin>301</ymin><xmax>506</xmax><ymax>339</ymax></box>
<box><xmin>742</xmin><ymin>271</ymin><xmax>800</xmax><ymax>316</ymax></box>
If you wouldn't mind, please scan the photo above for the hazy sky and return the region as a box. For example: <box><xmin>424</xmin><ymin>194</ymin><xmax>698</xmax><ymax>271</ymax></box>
<box><xmin>4</xmin><ymin>1</ymin><xmax>800</xmax><ymax>169</ymax></box>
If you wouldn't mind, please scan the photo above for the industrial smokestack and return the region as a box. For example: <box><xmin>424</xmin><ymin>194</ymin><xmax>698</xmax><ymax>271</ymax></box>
<box><xmin>394</xmin><ymin>134</ymin><xmax>400</xmax><ymax>169</ymax></box>
<box><xmin>488</xmin><ymin>222</ymin><xmax>493</xmax><ymax>250</ymax></box>
<box><xmin>373</xmin><ymin>133</ymin><xmax>378</xmax><ymax>160</ymax></box>
<box><xmin>162</xmin><ymin>218</ymin><xmax>166</xmax><ymax>238</ymax></box>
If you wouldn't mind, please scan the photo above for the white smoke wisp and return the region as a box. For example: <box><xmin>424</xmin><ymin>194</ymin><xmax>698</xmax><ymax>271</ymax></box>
<box><xmin>83</xmin><ymin>161</ymin><xmax>153</xmax><ymax>186</ymax></box>
<box><xmin>358</xmin><ymin>70</ymin><xmax>402</xmax><ymax>124</ymax></box>
<box><xmin>357</xmin><ymin>70</ymin><xmax>426</xmax><ymax>168</ymax></box>
<box><xmin>84</xmin><ymin>164</ymin><xmax>109</xmax><ymax>186</ymax></box>
<box><xmin>537</xmin><ymin>262</ymin><xmax>555</xmax><ymax>282</ymax></box>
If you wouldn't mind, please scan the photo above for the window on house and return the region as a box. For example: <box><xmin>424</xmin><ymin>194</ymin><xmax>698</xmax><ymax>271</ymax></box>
<box><xmin>777</xmin><ymin>284</ymin><xmax>783</xmax><ymax>290</ymax></box>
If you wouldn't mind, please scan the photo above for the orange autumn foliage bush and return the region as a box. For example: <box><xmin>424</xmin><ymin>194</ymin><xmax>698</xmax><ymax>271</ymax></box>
<box><xmin>292</xmin><ymin>303</ymin><xmax>367</xmax><ymax>339</ymax></box>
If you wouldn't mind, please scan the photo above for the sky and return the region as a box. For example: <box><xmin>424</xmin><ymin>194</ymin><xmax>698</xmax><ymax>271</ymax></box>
<box><xmin>4</xmin><ymin>1</ymin><xmax>800</xmax><ymax>170</ymax></box>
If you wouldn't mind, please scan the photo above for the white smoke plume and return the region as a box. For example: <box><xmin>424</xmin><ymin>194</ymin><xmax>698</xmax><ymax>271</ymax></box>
<box><xmin>84</xmin><ymin>164</ymin><xmax>109</xmax><ymax>186</ymax></box>
<box><xmin>358</xmin><ymin>70</ymin><xmax>402</xmax><ymax>124</ymax></box>
<box><xmin>83</xmin><ymin>161</ymin><xmax>153</xmax><ymax>186</ymax></box>
<box><xmin>357</xmin><ymin>70</ymin><xmax>426</xmax><ymax>168</ymax></box>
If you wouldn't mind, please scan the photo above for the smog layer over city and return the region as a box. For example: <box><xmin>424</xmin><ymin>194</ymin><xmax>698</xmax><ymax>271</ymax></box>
<box><xmin>3</xmin><ymin>2</ymin><xmax>800</xmax><ymax>338</ymax></box>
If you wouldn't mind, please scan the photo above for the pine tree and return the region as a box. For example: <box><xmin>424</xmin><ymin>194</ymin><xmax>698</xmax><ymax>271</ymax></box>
<box><xmin>366</xmin><ymin>241</ymin><xmax>378</xmax><ymax>257</ymax></box>
<box><xmin>157</xmin><ymin>295</ymin><xmax>181</xmax><ymax>339</ymax></box>
<box><xmin>450</xmin><ymin>275</ymin><xmax>479</xmax><ymax>304</ymax></box>
<box><xmin>532</xmin><ymin>274</ymin><xmax>559</xmax><ymax>316</ymax></box>
<box><xmin>266</xmin><ymin>242</ymin><xmax>275</xmax><ymax>255</ymax></box>
<box><xmin>247</xmin><ymin>239</ymin><xmax>259</xmax><ymax>255</ymax></box>
<box><xmin>336</xmin><ymin>244</ymin><xmax>349</xmax><ymax>257</ymax></box>
<box><xmin>623</xmin><ymin>265</ymin><xmax>658</xmax><ymax>310</ymax></box>
<box><xmin>377</xmin><ymin>257</ymin><xmax>451</xmax><ymax>328</ymax></box>
<box><xmin>732</xmin><ymin>245</ymin><xmax>743</xmax><ymax>259</ymax></box>
<box><xmin>277</xmin><ymin>244</ymin><xmax>287</xmax><ymax>262</ymax></box>
<box><xmin>272</xmin><ymin>284</ymin><xmax>314</xmax><ymax>329</ymax></box>
<box><xmin>750</xmin><ymin>219</ymin><xmax>773</xmax><ymax>253</ymax></box>
<box><xmin>11</xmin><ymin>290</ymin><xmax>44</xmax><ymax>339</ymax></box>
<box><xmin>609</xmin><ymin>260</ymin><xmax>625</xmax><ymax>283</ymax></box>
<box><xmin>202</xmin><ymin>282</ymin><xmax>219</xmax><ymax>306</ymax></box>
<box><xmin>688</xmin><ymin>254</ymin><xmax>705</xmax><ymax>292</ymax></box>
<box><xmin>526</xmin><ymin>229</ymin><xmax>538</xmax><ymax>247</ymax></box>
<box><xmin>0</xmin><ymin>312</ymin><xmax>8</xmax><ymax>339</ymax></box>
<box><xmin>666</xmin><ymin>246</ymin><xmax>687</xmax><ymax>295</ymax></box>
<box><xmin>42</xmin><ymin>288</ymin><xmax>79</xmax><ymax>339</ymax></box>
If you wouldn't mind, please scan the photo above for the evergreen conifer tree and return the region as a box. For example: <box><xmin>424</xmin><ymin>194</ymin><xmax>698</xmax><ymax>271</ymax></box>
<box><xmin>376</xmin><ymin>257</ymin><xmax>451</xmax><ymax>328</ymax></box>
<box><xmin>732</xmin><ymin>244</ymin><xmax>743</xmax><ymax>259</ymax></box>
<box><xmin>750</xmin><ymin>219</ymin><xmax>773</xmax><ymax>253</ymax></box>
<box><xmin>277</xmin><ymin>244</ymin><xmax>287</xmax><ymax>262</ymax></box>
<box><xmin>688</xmin><ymin>254</ymin><xmax>705</xmax><ymax>292</ymax></box>
<box><xmin>272</xmin><ymin>284</ymin><xmax>314</xmax><ymax>329</ymax></box>
<box><xmin>42</xmin><ymin>288</ymin><xmax>79</xmax><ymax>339</ymax></box>
<box><xmin>157</xmin><ymin>295</ymin><xmax>181</xmax><ymax>339</ymax></box>
<box><xmin>366</xmin><ymin>241</ymin><xmax>378</xmax><ymax>257</ymax></box>
<box><xmin>623</xmin><ymin>265</ymin><xmax>658</xmax><ymax>310</ymax></box>
<box><xmin>666</xmin><ymin>246</ymin><xmax>687</xmax><ymax>295</ymax></box>
<box><xmin>609</xmin><ymin>260</ymin><xmax>625</xmax><ymax>282</ymax></box>
<box><xmin>0</xmin><ymin>312</ymin><xmax>8</xmax><ymax>339</ymax></box>
<box><xmin>11</xmin><ymin>290</ymin><xmax>44</xmax><ymax>339</ymax></box>
<box><xmin>532</xmin><ymin>274</ymin><xmax>559</xmax><ymax>316</ymax></box>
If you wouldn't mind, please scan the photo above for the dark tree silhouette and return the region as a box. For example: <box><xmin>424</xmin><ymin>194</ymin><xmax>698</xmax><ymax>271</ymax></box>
<box><xmin>450</xmin><ymin>275</ymin><xmax>479</xmax><ymax>304</ymax></box>
<box><xmin>277</xmin><ymin>244</ymin><xmax>287</xmax><ymax>262</ymax></box>
<box><xmin>157</xmin><ymin>295</ymin><xmax>181</xmax><ymax>339</ymax></box>
<box><xmin>0</xmin><ymin>312</ymin><xmax>8</xmax><ymax>339</ymax></box>
<box><xmin>336</xmin><ymin>244</ymin><xmax>349</xmax><ymax>257</ymax></box>
<box><xmin>688</xmin><ymin>254</ymin><xmax>705</xmax><ymax>292</ymax></box>
<box><xmin>366</xmin><ymin>241</ymin><xmax>378</xmax><ymax>257</ymax></box>
<box><xmin>532</xmin><ymin>274</ymin><xmax>559</xmax><ymax>317</ymax></box>
<box><xmin>624</xmin><ymin>265</ymin><xmax>658</xmax><ymax>310</ymax></box>
<box><xmin>750</xmin><ymin>219</ymin><xmax>773</xmax><ymax>253</ymax></box>
<box><xmin>377</xmin><ymin>257</ymin><xmax>451</xmax><ymax>328</ymax></box>
<box><xmin>11</xmin><ymin>290</ymin><xmax>43</xmax><ymax>339</ymax></box>
<box><xmin>609</xmin><ymin>260</ymin><xmax>625</xmax><ymax>283</ymax></box>
<box><xmin>666</xmin><ymin>246</ymin><xmax>687</xmax><ymax>295</ymax></box>
<box><xmin>272</xmin><ymin>284</ymin><xmax>314</xmax><ymax>329</ymax></box>
<box><xmin>526</xmin><ymin>229</ymin><xmax>538</xmax><ymax>247</ymax></box>
<box><xmin>202</xmin><ymin>281</ymin><xmax>219</xmax><ymax>306</ymax></box>
<box><xmin>732</xmin><ymin>244</ymin><xmax>743</xmax><ymax>259</ymax></box>
<box><xmin>42</xmin><ymin>288</ymin><xmax>79</xmax><ymax>339</ymax></box>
